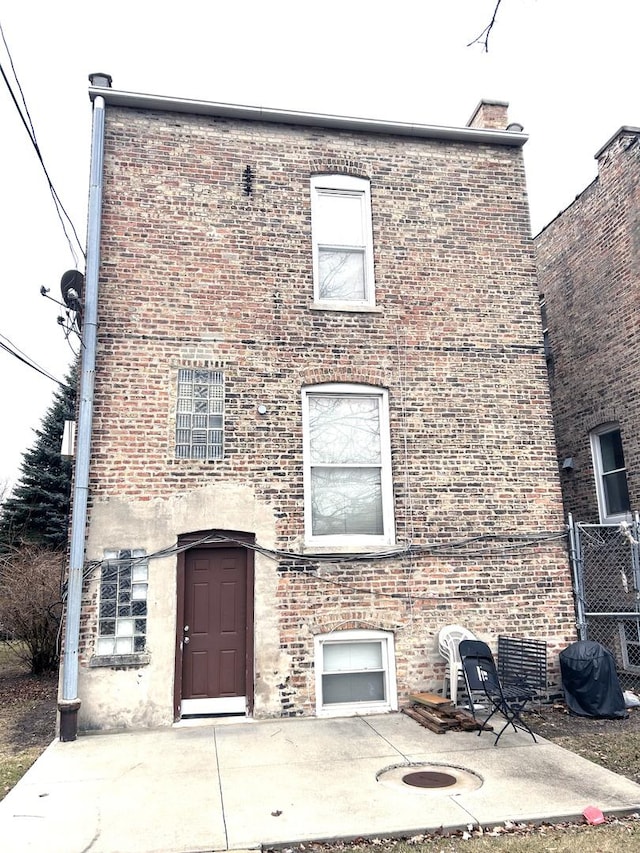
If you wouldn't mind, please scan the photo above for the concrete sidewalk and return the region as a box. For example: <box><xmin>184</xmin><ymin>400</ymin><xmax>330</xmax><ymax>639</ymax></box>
<box><xmin>2</xmin><ymin>713</ymin><xmax>640</xmax><ymax>853</ymax></box>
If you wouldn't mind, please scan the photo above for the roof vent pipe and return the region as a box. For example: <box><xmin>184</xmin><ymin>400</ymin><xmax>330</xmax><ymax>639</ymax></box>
<box><xmin>89</xmin><ymin>72</ymin><xmax>112</xmax><ymax>88</ymax></box>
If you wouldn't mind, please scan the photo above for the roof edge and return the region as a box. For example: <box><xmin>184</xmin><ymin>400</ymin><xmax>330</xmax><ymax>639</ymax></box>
<box><xmin>594</xmin><ymin>125</ymin><xmax>640</xmax><ymax>160</ymax></box>
<box><xmin>88</xmin><ymin>87</ymin><xmax>528</xmax><ymax>147</ymax></box>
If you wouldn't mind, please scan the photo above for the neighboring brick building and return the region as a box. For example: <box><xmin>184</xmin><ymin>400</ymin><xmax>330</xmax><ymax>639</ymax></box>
<box><xmin>68</xmin><ymin>78</ymin><xmax>575</xmax><ymax>732</ymax></box>
<box><xmin>535</xmin><ymin>127</ymin><xmax>640</xmax><ymax>525</ymax></box>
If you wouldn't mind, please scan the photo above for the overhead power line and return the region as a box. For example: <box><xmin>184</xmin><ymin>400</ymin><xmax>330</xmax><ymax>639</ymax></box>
<box><xmin>0</xmin><ymin>21</ymin><xmax>85</xmax><ymax>266</ymax></box>
<box><xmin>0</xmin><ymin>332</ymin><xmax>66</xmax><ymax>387</ymax></box>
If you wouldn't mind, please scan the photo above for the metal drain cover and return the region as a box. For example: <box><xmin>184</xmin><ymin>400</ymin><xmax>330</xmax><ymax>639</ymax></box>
<box><xmin>403</xmin><ymin>770</ymin><xmax>457</xmax><ymax>789</ymax></box>
<box><xmin>377</xmin><ymin>763</ymin><xmax>483</xmax><ymax>795</ymax></box>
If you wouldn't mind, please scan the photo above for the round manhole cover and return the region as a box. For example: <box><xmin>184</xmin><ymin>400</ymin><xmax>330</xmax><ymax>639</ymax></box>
<box><xmin>402</xmin><ymin>771</ymin><xmax>457</xmax><ymax>789</ymax></box>
<box><xmin>377</xmin><ymin>763</ymin><xmax>483</xmax><ymax>795</ymax></box>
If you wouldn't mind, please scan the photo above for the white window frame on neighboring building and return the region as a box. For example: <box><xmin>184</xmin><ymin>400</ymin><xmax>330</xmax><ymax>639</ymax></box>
<box><xmin>590</xmin><ymin>422</ymin><xmax>631</xmax><ymax>524</ymax></box>
<box><xmin>302</xmin><ymin>383</ymin><xmax>395</xmax><ymax>548</ymax></box>
<box><xmin>310</xmin><ymin>174</ymin><xmax>376</xmax><ymax>309</ymax></box>
<box><xmin>314</xmin><ymin>629</ymin><xmax>398</xmax><ymax>717</ymax></box>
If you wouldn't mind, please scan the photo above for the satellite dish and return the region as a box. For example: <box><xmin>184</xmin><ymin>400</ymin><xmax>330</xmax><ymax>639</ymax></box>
<box><xmin>60</xmin><ymin>270</ymin><xmax>84</xmax><ymax>307</ymax></box>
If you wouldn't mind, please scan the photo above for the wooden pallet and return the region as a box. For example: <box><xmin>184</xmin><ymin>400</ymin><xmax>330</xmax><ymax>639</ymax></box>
<box><xmin>403</xmin><ymin>691</ymin><xmax>492</xmax><ymax>734</ymax></box>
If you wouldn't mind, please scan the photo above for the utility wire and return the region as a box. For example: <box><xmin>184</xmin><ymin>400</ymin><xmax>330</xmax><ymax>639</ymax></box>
<box><xmin>73</xmin><ymin>529</ymin><xmax>569</xmax><ymax>604</ymax></box>
<box><xmin>0</xmin><ymin>333</ymin><xmax>66</xmax><ymax>387</ymax></box>
<box><xmin>0</xmin><ymin>21</ymin><xmax>85</xmax><ymax>266</ymax></box>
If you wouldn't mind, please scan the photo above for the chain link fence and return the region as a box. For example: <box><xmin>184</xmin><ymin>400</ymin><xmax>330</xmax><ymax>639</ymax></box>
<box><xmin>569</xmin><ymin>514</ymin><xmax>640</xmax><ymax>686</ymax></box>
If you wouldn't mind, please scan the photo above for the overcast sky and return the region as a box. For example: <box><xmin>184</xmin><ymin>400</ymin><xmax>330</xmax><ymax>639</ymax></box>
<box><xmin>0</xmin><ymin>0</ymin><xmax>637</xmax><ymax>489</ymax></box>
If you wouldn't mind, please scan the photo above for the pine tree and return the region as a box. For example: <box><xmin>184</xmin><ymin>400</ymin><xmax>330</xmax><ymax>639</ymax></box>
<box><xmin>0</xmin><ymin>363</ymin><xmax>77</xmax><ymax>550</ymax></box>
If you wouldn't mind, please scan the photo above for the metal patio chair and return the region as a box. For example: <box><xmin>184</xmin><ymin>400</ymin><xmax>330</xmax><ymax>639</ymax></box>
<box><xmin>437</xmin><ymin>624</ymin><xmax>477</xmax><ymax>705</ymax></box>
<box><xmin>459</xmin><ymin>639</ymin><xmax>538</xmax><ymax>746</ymax></box>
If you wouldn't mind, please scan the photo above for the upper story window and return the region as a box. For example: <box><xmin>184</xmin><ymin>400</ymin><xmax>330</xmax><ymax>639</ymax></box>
<box><xmin>175</xmin><ymin>368</ymin><xmax>224</xmax><ymax>460</ymax></box>
<box><xmin>590</xmin><ymin>423</ymin><xmax>631</xmax><ymax>523</ymax></box>
<box><xmin>302</xmin><ymin>383</ymin><xmax>395</xmax><ymax>547</ymax></box>
<box><xmin>310</xmin><ymin>175</ymin><xmax>375</xmax><ymax>309</ymax></box>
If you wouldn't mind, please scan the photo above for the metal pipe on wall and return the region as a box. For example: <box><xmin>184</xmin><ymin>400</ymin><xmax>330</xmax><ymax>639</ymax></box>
<box><xmin>59</xmin><ymin>86</ymin><xmax>106</xmax><ymax>741</ymax></box>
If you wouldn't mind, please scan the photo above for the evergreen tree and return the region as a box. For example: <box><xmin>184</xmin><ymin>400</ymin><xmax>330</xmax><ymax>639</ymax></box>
<box><xmin>0</xmin><ymin>363</ymin><xmax>77</xmax><ymax>550</ymax></box>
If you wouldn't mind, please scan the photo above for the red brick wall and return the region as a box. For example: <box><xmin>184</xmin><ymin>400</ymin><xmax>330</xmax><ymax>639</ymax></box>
<box><xmin>83</xmin><ymin>107</ymin><xmax>575</xmax><ymax>713</ymax></box>
<box><xmin>535</xmin><ymin>129</ymin><xmax>640</xmax><ymax>522</ymax></box>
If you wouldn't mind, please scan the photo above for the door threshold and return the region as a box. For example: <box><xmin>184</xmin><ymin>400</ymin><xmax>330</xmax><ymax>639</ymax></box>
<box><xmin>174</xmin><ymin>714</ymin><xmax>252</xmax><ymax>728</ymax></box>
<box><xmin>182</xmin><ymin>712</ymin><xmax>246</xmax><ymax>719</ymax></box>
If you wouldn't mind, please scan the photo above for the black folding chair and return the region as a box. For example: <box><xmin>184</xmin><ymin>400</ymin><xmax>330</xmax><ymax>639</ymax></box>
<box><xmin>459</xmin><ymin>639</ymin><xmax>538</xmax><ymax>746</ymax></box>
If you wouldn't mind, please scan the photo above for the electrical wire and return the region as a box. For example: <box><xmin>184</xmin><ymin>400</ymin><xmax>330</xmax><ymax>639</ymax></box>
<box><xmin>70</xmin><ymin>528</ymin><xmax>570</xmax><ymax>605</ymax></box>
<box><xmin>0</xmin><ymin>22</ymin><xmax>85</xmax><ymax>266</ymax></box>
<box><xmin>0</xmin><ymin>333</ymin><xmax>67</xmax><ymax>387</ymax></box>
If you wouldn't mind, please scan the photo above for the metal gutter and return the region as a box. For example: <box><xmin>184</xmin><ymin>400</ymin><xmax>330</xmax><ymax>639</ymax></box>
<box><xmin>59</xmin><ymin>92</ymin><xmax>106</xmax><ymax>742</ymax></box>
<box><xmin>88</xmin><ymin>87</ymin><xmax>528</xmax><ymax>147</ymax></box>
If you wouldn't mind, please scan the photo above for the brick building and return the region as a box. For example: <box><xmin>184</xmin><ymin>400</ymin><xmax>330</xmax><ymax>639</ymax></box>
<box><xmin>64</xmin><ymin>77</ymin><xmax>575</xmax><ymax>732</ymax></box>
<box><xmin>534</xmin><ymin>127</ymin><xmax>640</xmax><ymax>525</ymax></box>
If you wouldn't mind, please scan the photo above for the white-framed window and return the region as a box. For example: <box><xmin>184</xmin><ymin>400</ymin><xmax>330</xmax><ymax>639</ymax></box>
<box><xmin>314</xmin><ymin>629</ymin><xmax>398</xmax><ymax>716</ymax></box>
<box><xmin>96</xmin><ymin>549</ymin><xmax>148</xmax><ymax>656</ymax></box>
<box><xmin>590</xmin><ymin>423</ymin><xmax>631</xmax><ymax>523</ymax></box>
<box><xmin>302</xmin><ymin>384</ymin><xmax>395</xmax><ymax>547</ymax></box>
<box><xmin>619</xmin><ymin>619</ymin><xmax>640</xmax><ymax>672</ymax></box>
<box><xmin>175</xmin><ymin>368</ymin><xmax>224</xmax><ymax>460</ymax></box>
<box><xmin>310</xmin><ymin>174</ymin><xmax>375</xmax><ymax>308</ymax></box>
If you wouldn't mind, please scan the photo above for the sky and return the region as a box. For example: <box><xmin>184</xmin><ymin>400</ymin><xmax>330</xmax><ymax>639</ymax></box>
<box><xmin>0</xmin><ymin>0</ymin><xmax>637</xmax><ymax>490</ymax></box>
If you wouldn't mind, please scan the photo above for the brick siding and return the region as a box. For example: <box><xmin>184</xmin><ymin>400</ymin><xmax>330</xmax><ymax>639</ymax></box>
<box><xmin>535</xmin><ymin>129</ymin><xmax>640</xmax><ymax>522</ymax></box>
<box><xmin>78</xmin><ymin>105</ymin><xmax>575</xmax><ymax>721</ymax></box>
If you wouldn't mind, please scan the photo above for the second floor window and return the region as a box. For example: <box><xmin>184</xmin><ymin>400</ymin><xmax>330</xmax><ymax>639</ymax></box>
<box><xmin>176</xmin><ymin>368</ymin><xmax>224</xmax><ymax>460</ymax></box>
<box><xmin>310</xmin><ymin>175</ymin><xmax>375</xmax><ymax>308</ymax></box>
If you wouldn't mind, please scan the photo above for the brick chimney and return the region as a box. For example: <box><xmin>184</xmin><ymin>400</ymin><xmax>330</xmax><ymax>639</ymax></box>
<box><xmin>466</xmin><ymin>99</ymin><xmax>509</xmax><ymax>130</ymax></box>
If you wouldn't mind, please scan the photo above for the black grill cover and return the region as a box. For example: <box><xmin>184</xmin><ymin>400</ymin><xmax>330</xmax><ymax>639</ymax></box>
<box><xmin>559</xmin><ymin>640</ymin><xmax>627</xmax><ymax>718</ymax></box>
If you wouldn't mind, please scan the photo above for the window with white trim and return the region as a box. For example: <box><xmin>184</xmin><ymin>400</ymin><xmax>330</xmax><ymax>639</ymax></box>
<box><xmin>175</xmin><ymin>368</ymin><xmax>224</xmax><ymax>459</ymax></box>
<box><xmin>590</xmin><ymin>423</ymin><xmax>631</xmax><ymax>523</ymax></box>
<box><xmin>310</xmin><ymin>175</ymin><xmax>375</xmax><ymax>308</ymax></box>
<box><xmin>302</xmin><ymin>384</ymin><xmax>395</xmax><ymax>546</ymax></box>
<box><xmin>314</xmin><ymin>629</ymin><xmax>398</xmax><ymax>716</ymax></box>
<box><xmin>619</xmin><ymin>619</ymin><xmax>640</xmax><ymax>672</ymax></box>
<box><xmin>96</xmin><ymin>549</ymin><xmax>148</xmax><ymax>656</ymax></box>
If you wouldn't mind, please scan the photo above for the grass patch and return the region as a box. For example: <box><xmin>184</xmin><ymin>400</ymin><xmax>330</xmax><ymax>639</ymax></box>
<box><xmin>0</xmin><ymin>640</ymin><xmax>22</xmax><ymax>667</ymax></box>
<box><xmin>0</xmin><ymin>747</ymin><xmax>42</xmax><ymax>798</ymax></box>
<box><xmin>552</xmin><ymin>732</ymin><xmax>640</xmax><ymax>785</ymax></box>
<box><xmin>338</xmin><ymin>819</ymin><xmax>640</xmax><ymax>852</ymax></box>
<box><xmin>0</xmin><ymin>641</ymin><xmax>57</xmax><ymax>800</ymax></box>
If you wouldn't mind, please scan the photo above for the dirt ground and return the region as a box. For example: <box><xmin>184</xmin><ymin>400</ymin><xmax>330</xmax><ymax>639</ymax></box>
<box><xmin>0</xmin><ymin>645</ymin><xmax>57</xmax><ymax>798</ymax></box>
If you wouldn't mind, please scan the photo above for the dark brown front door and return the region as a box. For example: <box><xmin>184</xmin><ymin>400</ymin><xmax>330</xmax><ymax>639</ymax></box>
<box><xmin>181</xmin><ymin>547</ymin><xmax>249</xmax><ymax>714</ymax></box>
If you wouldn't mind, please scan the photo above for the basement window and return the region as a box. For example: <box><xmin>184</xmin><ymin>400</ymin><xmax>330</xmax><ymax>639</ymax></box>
<box><xmin>619</xmin><ymin>620</ymin><xmax>640</xmax><ymax>672</ymax></box>
<box><xmin>314</xmin><ymin>629</ymin><xmax>397</xmax><ymax>716</ymax></box>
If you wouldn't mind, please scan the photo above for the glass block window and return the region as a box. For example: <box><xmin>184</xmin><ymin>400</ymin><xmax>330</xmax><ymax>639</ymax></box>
<box><xmin>97</xmin><ymin>549</ymin><xmax>148</xmax><ymax>656</ymax></box>
<box><xmin>175</xmin><ymin>368</ymin><xmax>224</xmax><ymax>460</ymax></box>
